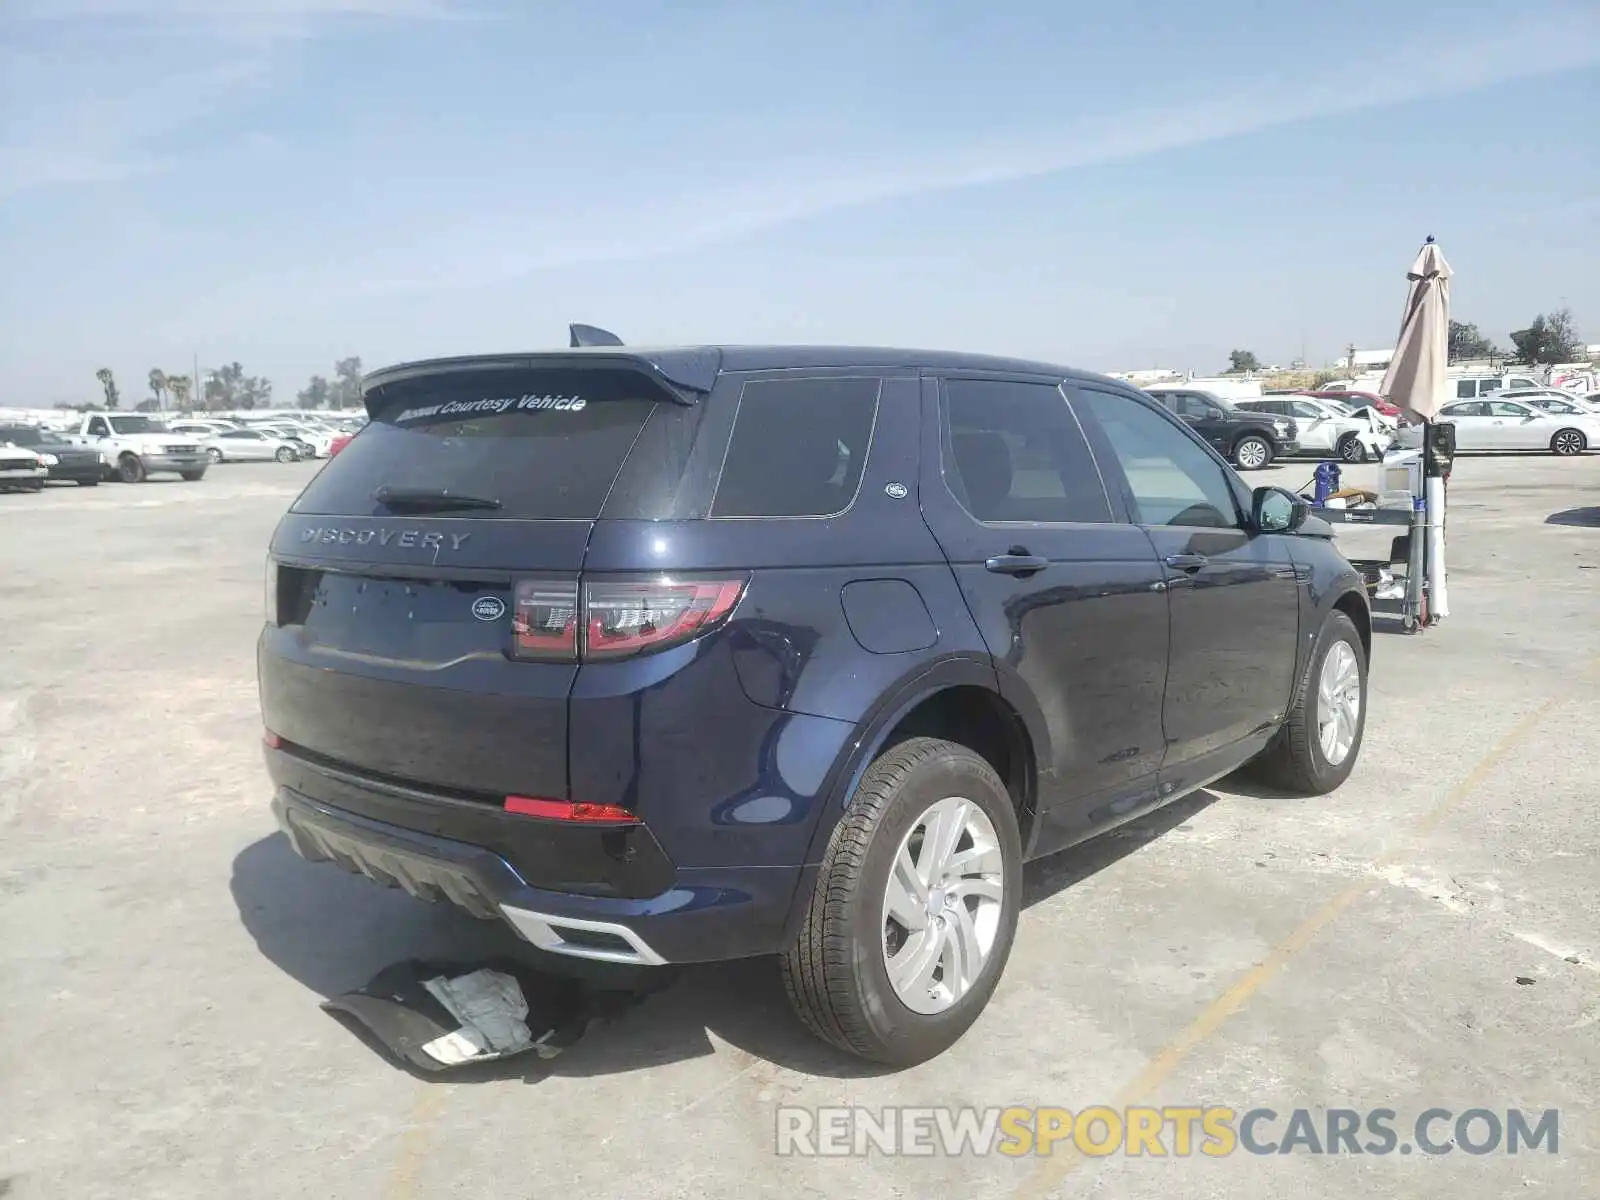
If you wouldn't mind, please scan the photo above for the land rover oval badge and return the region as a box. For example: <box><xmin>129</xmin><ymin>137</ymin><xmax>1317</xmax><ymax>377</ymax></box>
<box><xmin>471</xmin><ymin>595</ymin><xmax>506</xmax><ymax>621</ymax></box>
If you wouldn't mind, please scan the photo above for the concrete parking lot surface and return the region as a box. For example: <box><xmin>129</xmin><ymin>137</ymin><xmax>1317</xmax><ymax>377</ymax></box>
<box><xmin>1</xmin><ymin>455</ymin><xmax>1597</xmax><ymax>1199</ymax></box>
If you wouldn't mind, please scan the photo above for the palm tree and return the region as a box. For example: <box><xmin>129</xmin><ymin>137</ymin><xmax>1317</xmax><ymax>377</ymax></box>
<box><xmin>94</xmin><ymin>367</ymin><xmax>120</xmax><ymax>410</ymax></box>
<box><xmin>148</xmin><ymin>368</ymin><xmax>168</xmax><ymax>410</ymax></box>
<box><xmin>165</xmin><ymin>374</ymin><xmax>192</xmax><ymax>411</ymax></box>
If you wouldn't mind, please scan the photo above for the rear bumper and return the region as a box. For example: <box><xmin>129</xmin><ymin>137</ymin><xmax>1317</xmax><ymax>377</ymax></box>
<box><xmin>270</xmin><ymin>784</ymin><xmax>804</xmax><ymax>966</ymax></box>
<box><xmin>48</xmin><ymin>459</ymin><xmax>104</xmax><ymax>482</ymax></box>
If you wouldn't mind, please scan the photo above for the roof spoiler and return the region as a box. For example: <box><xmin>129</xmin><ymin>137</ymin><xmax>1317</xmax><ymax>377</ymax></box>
<box><xmin>569</xmin><ymin>323</ymin><xmax>624</xmax><ymax>348</ymax></box>
<box><xmin>359</xmin><ymin>346</ymin><xmax>722</xmax><ymax>418</ymax></box>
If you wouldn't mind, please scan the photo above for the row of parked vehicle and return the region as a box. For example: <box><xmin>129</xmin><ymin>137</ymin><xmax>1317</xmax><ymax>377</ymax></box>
<box><xmin>0</xmin><ymin>410</ymin><xmax>365</xmax><ymax>492</ymax></box>
<box><xmin>1139</xmin><ymin>382</ymin><xmax>1600</xmax><ymax>469</ymax></box>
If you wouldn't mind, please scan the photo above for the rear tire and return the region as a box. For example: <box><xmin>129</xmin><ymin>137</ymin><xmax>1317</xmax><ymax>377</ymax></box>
<box><xmin>1551</xmin><ymin>428</ymin><xmax>1586</xmax><ymax>456</ymax></box>
<box><xmin>781</xmin><ymin>737</ymin><xmax>1022</xmax><ymax>1066</ymax></box>
<box><xmin>1233</xmin><ymin>435</ymin><xmax>1273</xmax><ymax>470</ymax></box>
<box><xmin>77</xmin><ymin>478</ymin><xmax>99</xmax><ymax>487</ymax></box>
<box><xmin>1249</xmin><ymin>611</ymin><xmax>1367</xmax><ymax>794</ymax></box>
<box><xmin>206</xmin><ymin>446</ymin><xmax>223</xmax><ymax>464</ymax></box>
<box><xmin>117</xmin><ymin>454</ymin><xmax>145</xmax><ymax>484</ymax></box>
<box><xmin>180</xmin><ymin>469</ymin><xmax>206</xmax><ymax>482</ymax></box>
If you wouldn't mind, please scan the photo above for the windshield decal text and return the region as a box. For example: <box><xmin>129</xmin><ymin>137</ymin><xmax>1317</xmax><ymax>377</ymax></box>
<box><xmin>393</xmin><ymin>393</ymin><xmax>587</xmax><ymax>424</ymax></box>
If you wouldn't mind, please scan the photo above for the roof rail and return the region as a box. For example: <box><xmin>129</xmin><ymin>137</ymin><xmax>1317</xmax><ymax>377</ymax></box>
<box><xmin>569</xmin><ymin>323</ymin><xmax>624</xmax><ymax>348</ymax></box>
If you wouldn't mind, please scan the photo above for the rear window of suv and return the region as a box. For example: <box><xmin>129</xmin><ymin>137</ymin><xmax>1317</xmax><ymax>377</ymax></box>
<box><xmin>292</xmin><ymin>366</ymin><xmax>700</xmax><ymax>520</ymax></box>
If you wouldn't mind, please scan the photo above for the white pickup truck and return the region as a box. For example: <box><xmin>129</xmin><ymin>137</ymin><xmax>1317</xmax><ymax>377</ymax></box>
<box><xmin>65</xmin><ymin>413</ymin><xmax>211</xmax><ymax>483</ymax></box>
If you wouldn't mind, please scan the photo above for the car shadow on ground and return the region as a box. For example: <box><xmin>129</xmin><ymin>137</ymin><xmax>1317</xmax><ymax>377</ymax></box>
<box><xmin>1546</xmin><ymin>506</ymin><xmax>1600</xmax><ymax>527</ymax></box>
<box><xmin>231</xmin><ymin>793</ymin><xmax>1216</xmax><ymax>1085</ymax></box>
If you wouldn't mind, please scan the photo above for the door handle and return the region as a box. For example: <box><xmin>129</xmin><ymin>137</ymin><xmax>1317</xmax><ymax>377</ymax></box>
<box><xmin>985</xmin><ymin>552</ymin><xmax>1049</xmax><ymax>576</ymax></box>
<box><xmin>1164</xmin><ymin>553</ymin><xmax>1208</xmax><ymax>572</ymax></box>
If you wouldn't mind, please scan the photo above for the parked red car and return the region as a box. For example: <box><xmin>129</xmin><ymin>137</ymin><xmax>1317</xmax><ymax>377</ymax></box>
<box><xmin>327</xmin><ymin>433</ymin><xmax>354</xmax><ymax>456</ymax></box>
<box><xmin>1299</xmin><ymin>390</ymin><xmax>1401</xmax><ymax>418</ymax></box>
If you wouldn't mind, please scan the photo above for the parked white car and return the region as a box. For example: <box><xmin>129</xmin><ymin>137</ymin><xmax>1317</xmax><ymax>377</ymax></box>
<box><xmin>1436</xmin><ymin>398</ymin><xmax>1600</xmax><ymax>456</ymax></box>
<box><xmin>205</xmin><ymin>428</ymin><xmax>303</xmax><ymax>463</ymax></box>
<box><xmin>1490</xmin><ymin>388</ymin><xmax>1600</xmax><ymax>413</ymax></box>
<box><xmin>1235</xmin><ymin>396</ymin><xmax>1392</xmax><ymax>462</ymax></box>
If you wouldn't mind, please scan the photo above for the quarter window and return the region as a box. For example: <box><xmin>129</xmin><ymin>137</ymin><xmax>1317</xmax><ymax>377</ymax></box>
<box><xmin>710</xmin><ymin>377</ymin><xmax>880</xmax><ymax>518</ymax></box>
<box><xmin>1076</xmin><ymin>389</ymin><xmax>1242</xmax><ymax>529</ymax></box>
<box><xmin>940</xmin><ymin>380</ymin><xmax>1111</xmax><ymax>524</ymax></box>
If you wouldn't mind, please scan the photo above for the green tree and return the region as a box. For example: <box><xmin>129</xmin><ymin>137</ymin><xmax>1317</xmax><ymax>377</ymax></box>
<box><xmin>147</xmin><ymin>368</ymin><xmax>168</xmax><ymax>409</ymax></box>
<box><xmin>1509</xmin><ymin>308</ymin><xmax>1582</xmax><ymax>365</ymax></box>
<box><xmin>297</xmin><ymin>375</ymin><xmax>331</xmax><ymax>409</ymax></box>
<box><xmin>240</xmin><ymin>375</ymin><xmax>273</xmax><ymax>409</ymax></box>
<box><xmin>331</xmin><ymin>356</ymin><xmax>363</xmax><ymax>409</ymax></box>
<box><xmin>1228</xmin><ymin>349</ymin><xmax>1260</xmax><ymax>373</ymax></box>
<box><xmin>1447</xmin><ymin>321</ymin><xmax>1497</xmax><ymax>362</ymax></box>
<box><xmin>94</xmin><ymin>367</ymin><xmax>120</xmax><ymax>409</ymax></box>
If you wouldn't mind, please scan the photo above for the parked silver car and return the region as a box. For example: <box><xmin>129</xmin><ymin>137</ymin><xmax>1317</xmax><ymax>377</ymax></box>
<box><xmin>205</xmin><ymin>428</ymin><xmax>302</xmax><ymax>463</ymax></box>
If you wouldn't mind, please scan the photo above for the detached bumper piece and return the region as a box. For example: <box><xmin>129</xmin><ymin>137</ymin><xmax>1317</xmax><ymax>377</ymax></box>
<box><xmin>323</xmin><ymin>958</ymin><xmax>676</xmax><ymax>1073</ymax></box>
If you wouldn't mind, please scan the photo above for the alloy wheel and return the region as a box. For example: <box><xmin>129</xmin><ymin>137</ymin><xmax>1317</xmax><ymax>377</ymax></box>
<box><xmin>1236</xmin><ymin>439</ymin><xmax>1269</xmax><ymax>469</ymax></box>
<box><xmin>1316</xmin><ymin>642</ymin><xmax>1361</xmax><ymax>766</ymax></box>
<box><xmin>881</xmin><ymin>795</ymin><xmax>1005</xmax><ymax>1015</ymax></box>
<box><xmin>1552</xmin><ymin>430</ymin><xmax>1585</xmax><ymax>456</ymax></box>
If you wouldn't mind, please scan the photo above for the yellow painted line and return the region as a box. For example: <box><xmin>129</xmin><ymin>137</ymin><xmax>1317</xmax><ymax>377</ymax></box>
<box><xmin>386</xmin><ymin>1084</ymin><xmax>453</xmax><ymax>1199</ymax></box>
<box><xmin>1010</xmin><ymin>684</ymin><xmax>1583</xmax><ymax>1200</ymax></box>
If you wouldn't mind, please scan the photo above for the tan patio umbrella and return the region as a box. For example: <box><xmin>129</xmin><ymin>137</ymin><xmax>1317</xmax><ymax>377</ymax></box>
<box><xmin>1378</xmin><ymin>236</ymin><xmax>1453</xmax><ymax>621</ymax></box>
<box><xmin>1379</xmin><ymin>237</ymin><xmax>1452</xmax><ymax>421</ymax></box>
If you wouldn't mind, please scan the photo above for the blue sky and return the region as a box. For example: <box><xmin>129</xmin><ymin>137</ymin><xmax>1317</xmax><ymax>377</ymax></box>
<box><xmin>2</xmin><ymin>0</ymin><xmax>1597</xmax><ymax>406</ymax></box>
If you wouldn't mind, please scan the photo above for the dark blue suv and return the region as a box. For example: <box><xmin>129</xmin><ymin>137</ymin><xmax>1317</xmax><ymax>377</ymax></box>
<box><xmin>259</xmin><ymin>335</ymin><xmax>1371</xmax><ymax>1066</ymax></box>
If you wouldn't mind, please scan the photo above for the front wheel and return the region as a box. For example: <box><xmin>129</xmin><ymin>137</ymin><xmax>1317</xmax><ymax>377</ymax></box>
<box><xmin>1249</xmin><ymin>610</ymin><xmax>1367</xmax><ymax>794</ymax></box>
<box><xmin>180</xmin><ymin>469</ymin><xmax>207</xmax><ymax>482</ymax></box>
<box><xmin>117</xmin><ymin>454</ymin><xmax>146</xmax><ymax>484</ymax></box>
<box><xmin>275</xmin><ymin>446</ymin><xmax>296</xmax><ymax>463</ymax></box>
<box><xmin>77</xmin><ymin>478</ymin><xmax>99</xmax><ymax>487</ymax></box>
<box><xmin>1233</xmin><ymin>436</ymin><xmax>1273</xmax><ymax>470</ymax></box>
<box><xmin>1337</xmin><ymin>433</ymin><xmax>1367</xmax><ymax>463</ymax></box>
<box><xmin>1551</xmin><ymin>428</ymin><xmax>1586</xmax><ymax>456</ymax></box>
<box><xmin>206</xmin><ymin>446</ymin><xmax>223</xmax><ymax>464</ymax></box>
<box><xmin>781</xmin><ymin>737</ymin><xmax>1022</xmax><ymax>1066</ymax></box>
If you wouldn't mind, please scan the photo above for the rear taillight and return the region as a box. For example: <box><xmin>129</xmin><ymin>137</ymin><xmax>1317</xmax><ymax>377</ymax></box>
<box><xmin>511</xmin><ymin>578</ymin><xmax>580</xmax><ymax>661</ymax></box>
<box><xmin>583</xmin><ymin>577</ymin><xmax>746</xmax><ymax>660</ymax></box>
<box><xmin>508</xmin><ymin>575</ymin><xmax>746</xmax><ymax>662</ymax></box>
<box><xmin>504</xmin><ymin>795</ymin><xmax>640</xmax><ymax>824</ymax></box>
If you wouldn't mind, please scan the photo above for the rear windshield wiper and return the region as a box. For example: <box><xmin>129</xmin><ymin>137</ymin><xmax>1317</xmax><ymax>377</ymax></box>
<box><xmin>373</xmin><ymin>485</ymin><xmax>503</xmax><ymax>512</ymax></box>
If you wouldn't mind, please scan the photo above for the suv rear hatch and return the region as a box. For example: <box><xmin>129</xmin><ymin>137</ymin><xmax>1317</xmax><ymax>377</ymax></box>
<box><xmin>259</xmin><ymin>353</ymin><xmax>717</xmax><ymax>804</ymax></box>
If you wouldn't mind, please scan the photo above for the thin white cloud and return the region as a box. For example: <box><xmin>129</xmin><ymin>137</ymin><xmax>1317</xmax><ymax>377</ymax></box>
<box><xmin>0</xmin><ymin>0</ymin><xmax>466</xmax><ymax>195</ymax></box>
<box><xmin>348</xmin><ymin>11</ymin><xmax>1600</xmax><ymax>294</ymax></box>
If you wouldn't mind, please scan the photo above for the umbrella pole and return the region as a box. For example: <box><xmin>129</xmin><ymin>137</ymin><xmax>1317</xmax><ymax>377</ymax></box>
<box><xmin>1418</xmin><ymin>419</ymin><xmax>1436</xmax><ymax>625</ymax></box>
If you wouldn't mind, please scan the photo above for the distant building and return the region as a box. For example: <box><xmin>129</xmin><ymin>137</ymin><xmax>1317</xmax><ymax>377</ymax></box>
<box><xmin>1335</xmin><ymin>348</ymin><xmax>1395</xmax><ymax>370</ymax></box>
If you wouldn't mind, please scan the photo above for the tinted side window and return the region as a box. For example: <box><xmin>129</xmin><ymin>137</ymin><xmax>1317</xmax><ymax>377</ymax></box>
<box><xmin>88</xmin><ymin>418</ymin><xmax>109</xmax><ymax>436</ymax></box>
<box><xmin>940</xmin><ymin>379</ymin><xmax>1111</xmax><ymax>524</ymax></box>
<box><xmin>1076</xmin><ymin>389</ymin><xmax>1242</xmax><ymax>529</ymax></box>
<box><xmin>710</xmin><ymin>377</ymin><xmax>880</xmax><ymax>518</ymax></box>
<box><xmin>1455</xmin><ymin>381</ymin><xmax>1476</xmax><ymax>399</ymax></box>
<box><xmin>1488</xmin><ymin>401</ymin><xmax>1532</xmax><ymax>417</ymax></box>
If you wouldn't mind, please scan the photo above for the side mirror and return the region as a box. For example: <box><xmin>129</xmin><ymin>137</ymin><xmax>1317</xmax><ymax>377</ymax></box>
<box><xmin>1252</xmin><ymin>485</ymin><xmax>1309</xmax><ymax>533</ymax></box>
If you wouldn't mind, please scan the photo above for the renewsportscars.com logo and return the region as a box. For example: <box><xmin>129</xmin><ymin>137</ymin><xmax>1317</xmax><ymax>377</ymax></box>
<box><xmin>774</xmin><ymin>1105</ymin><xmax>1560</xmax><ymax>1159</ymax></box>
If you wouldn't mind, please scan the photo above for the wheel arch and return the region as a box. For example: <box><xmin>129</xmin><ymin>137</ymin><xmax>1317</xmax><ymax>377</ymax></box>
<box><xmin>781</xmin><ymin>656</ymin><xmax>1043</xmax><ymax>943</ymax></box>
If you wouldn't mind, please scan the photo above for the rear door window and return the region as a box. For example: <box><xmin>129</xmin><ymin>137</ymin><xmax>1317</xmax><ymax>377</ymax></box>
<box><xmin>709</xmin><ymin>377</ymin><xmax>880</xmax><ymax>518</ymax></box>
<box><xmin>940</xmin><ymin>379</ymin><xmax>1111</xmax><ymax>524</ymax></box>
<box><xmin>293</xmin><ymin>366</ymin><xmax>691</xmax><ymax>521</ymax></box>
